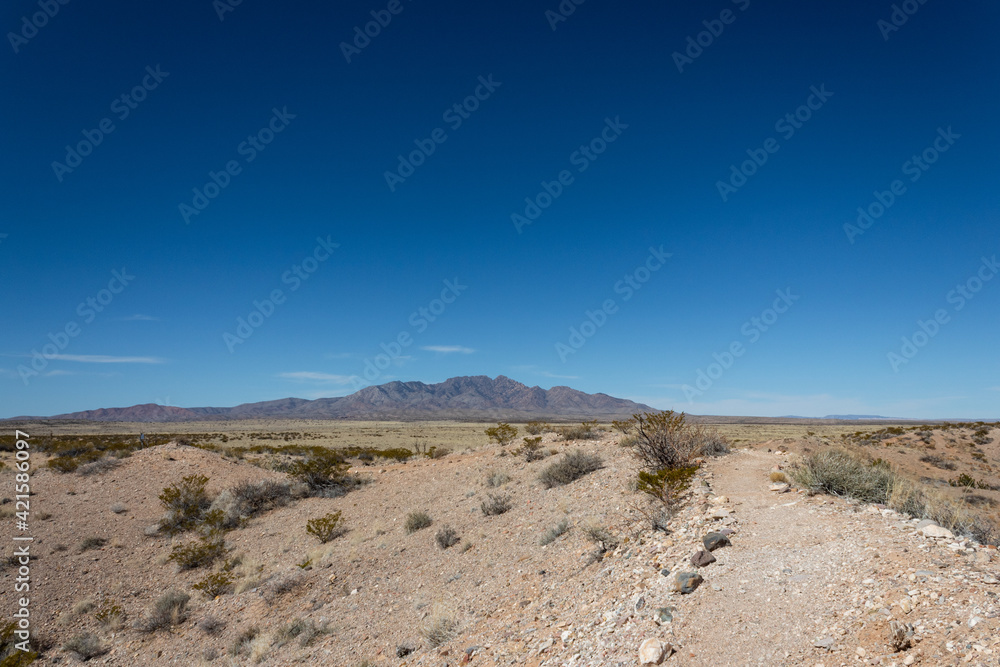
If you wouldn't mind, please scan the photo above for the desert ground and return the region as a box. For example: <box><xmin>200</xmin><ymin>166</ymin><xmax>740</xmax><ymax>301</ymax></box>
<box><xmin>2</xmin><ymin>419</ymin><xmax>999</xmax><ymax>666</ymax></box>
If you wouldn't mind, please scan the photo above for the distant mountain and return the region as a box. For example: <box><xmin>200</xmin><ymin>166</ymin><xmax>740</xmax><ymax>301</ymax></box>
<box><xmin>27</xmin><ymin>376</ymin><xmax>654</xmax><ymax>422</ymax></box>
<box><xmin>822</xmin><ymin>414</ymin><xmax>898</xmax><ymax>420</ymax></box>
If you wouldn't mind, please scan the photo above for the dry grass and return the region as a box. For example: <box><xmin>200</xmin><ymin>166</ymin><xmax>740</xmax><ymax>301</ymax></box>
<box><xmin>538</xmin><ymin>450</ymin><xmax>603</xmax><ymax>488</ymax></box>
<box><xmin>769</xmin><ymin>471</ymin><xmax>789</xmax><ymax>483</ymax></box>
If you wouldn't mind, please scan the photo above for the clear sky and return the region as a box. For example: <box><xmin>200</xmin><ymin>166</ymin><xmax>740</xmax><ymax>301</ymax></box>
<box><xmin>2</xmin><ymin>0</ymin><xmax>998</xmax><ymax>419</ymax></box>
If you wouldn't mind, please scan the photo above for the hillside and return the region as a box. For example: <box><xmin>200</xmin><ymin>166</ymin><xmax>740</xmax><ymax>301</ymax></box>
<box><xmin>24</xmin><ymin>376</ymin><xmax>653</xmax><ymax>422</ymax></box>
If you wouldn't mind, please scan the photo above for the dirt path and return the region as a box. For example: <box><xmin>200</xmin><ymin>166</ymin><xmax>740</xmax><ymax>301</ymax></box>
<box><xmin>663</xmin><ymin>448</ymin><xmax>998</xmax><ymax>666</ymax></box>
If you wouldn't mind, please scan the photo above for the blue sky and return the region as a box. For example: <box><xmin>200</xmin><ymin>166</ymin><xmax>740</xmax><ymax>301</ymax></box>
<box><xmin>2</xmin><ymin>0</ymin><xmax>998</xmax><ymax>419</ymax></box>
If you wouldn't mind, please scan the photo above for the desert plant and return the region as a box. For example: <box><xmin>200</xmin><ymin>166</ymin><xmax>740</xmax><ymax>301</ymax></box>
<box><xmin>769</xmin><ymin>471</ymin><xmax>789</xmax><ymax>483</ymax></box>
<box><xmin>63</xmin><ymin>632</ymin><xmax>106</xmax><ymax>660</ymax></box>
<box><xmin>481</xmin><ymin>492</ymin><xmax>513</xmax><ymax>516</ymax></box>
<box><xmin>484</xmin><ymin>423</ymin><xmax>518</xmax><ymax>447</ymax></box>
<box><xmin>790</xmin><ymin>449</ymin><xmax>896</xmax><ymax>504</ymax></box>
<box><xmin>141</xmin><ymin>589</ymin><xmax>189</xmax><ymax>632</ymax></box>
<box><xmin>94</xmin><ymin>602</ymin><xmax>125</xmax><ymax>629</ymax></box>
<box><xmin>287</xmin><ymin>449</ymin><xmax>349</xmax><ymax>497</ymax></box>
<box><xmin>208</xmin><ymin>479</ymin><xmax>291</xmax><ymax>530</ymax></box>
<box><xmin>168</xmin><ymin>535</ymin><xmax>228</xmax><ymax>570</ymax></box>
<box><xmin>158</xmin><ymin>474</ymin><xmax>212</xmax><ymax>534</ymax></box>
<box><xmin>422</xmin><ymin>613</ymin><xmax>457</xmax><ymax>648</ymax></box>
<box><xmin>581</xmin><ymin>522</ymin><xmax>619</xmax><ymax>553</ymax></box>
<box><xmin>485</xmin><ymin>471</ymin><xmax>510</xmax><ymax>487</ymax></box>
<box><xmin>556</xmin><ymin>421</ymin><xmax>600</xmax><ymax>441</ymax></box>
<box><xmin>950</xmin><ymin>473</ymin><xmax>993</xmax><ymax>490</ymax></box>
<box><xmin>197</xmin><ymin>615</ymin><xmax>226</xmax><ymax>635</ymax></box>
<box><xmin>77</xmin><ymin>457</ymin><xmax>120</xmax><ymax>476</ymax></box>
<box><xmin>306</xmin><ymin>511</ymin><xmax>346</xmax><ymax>543</ymax></box>
<box><xmin>1</xmin><ymin>621</ymin><xmax>39</xmax><ymax>666</ymax></box>
<box><xmin>519</xmin><ymin>437</ymin><xmax>546</xmax><ymax>462</ymax></box>
<box><xmin>229</xmin><ymin>627</ymin><xmax>259</xmax><ymax>657</ymax></box>
<box><xmin>525</xmin><ymin>421</ymin><xmax>548</xmax><ymax>435</ymax></box>
<box><xmin>538</xmin><ymin>450</ymin><xmax>603</xmax><ymax>488</ymax></box>
<box><xmin>405</xmin><ymin>511</ymin><xmax>432</xmax><ymax>534</ymax></box>
<box><xmin>79</xmin><ymin>537</ymin><xmax>106</xmax><ymax>552</ymax></box>
<box><xmin>628</xmin><ymin>411</ymin><xmax>726</xmax><ymax>469</ymax></box>
<box><xmin>435</xmin><ymin>525</ymin><xmax>460</xmax><ymax>549</ymax></box>
<box><xmin>539</xmin><ymin>519</ymin><xmax>571</xmax><ymax>545</ymax></box>
<box><xmin>193</xmin><ymin>571</ymin><xmax>235</xmax><ymax>597</ymax></box>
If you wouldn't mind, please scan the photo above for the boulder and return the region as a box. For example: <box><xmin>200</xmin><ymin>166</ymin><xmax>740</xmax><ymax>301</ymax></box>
<box><xmin>703</xmin><ymin>532</ymin><xmax>731</xmax><ymax>551</ymax></box>
<box><xmin>638</xmin><ymin>637</ymin><xmax>670</xmax><ymax>665</ymax></box>
<box><xmin>690</xmin><ymin>550</ymin><xmax>716</xmax><ymax>568</ymax></box>
<box><xmin>672</xmin><ymin>572</ymin><xmax>703</xmax><ymax>594</ymax></box>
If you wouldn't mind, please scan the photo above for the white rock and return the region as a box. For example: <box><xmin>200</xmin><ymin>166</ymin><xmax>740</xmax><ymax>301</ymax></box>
<box><xmin>769</xmin><ymin>483</ymin><xmax>790</xmax><ymax>493</ymax></box>
<box><xmin>638</xmin><ymin>638</ymin><xmax>670</xmax><ymax>665</ymax></box>
<box><xmin>903</xmin><ymin>655</ymin><xmax>915</xmax><ymax>665</ymax></box>
<box><xmin>921</xmin><ymin>525</ymin><xmax>955</xmax><ymax>539</ymax></box>
<box><xmin>709</xmin><ymin>495</ymin><xmax>729</xmax><ymax>505</ymax></box>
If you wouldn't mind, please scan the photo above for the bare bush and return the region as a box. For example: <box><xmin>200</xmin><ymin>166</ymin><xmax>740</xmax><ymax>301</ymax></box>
<box><xmin>140</xmin><ymin>590</ymin><xmax>189</xmax><ymax>632</ymax></box>
<box><xmin>538</xmin><ymin>450</ymin><xmax>603</xmax><ymax>489</ymax></box>
<box><xmin>539</xmin><ymin>519</ymin><xmax>570</xmax><ymax>545</ymax></box>
<box><xmin>63</xmin><ymin>632</ymin><xmax>107</xmax><ymax>660</ymax></box>
<box><xmin>481</xmin><ymin>493</ymin><xmax>513</xmax><ymax>516</ymax></box>
<box><xmin>628</xmin><ymin>411</ymin><xmax>728</xmax><ymax>469</ymax></box>
<box><xmin>435</xmin><ymin>525</ymin><xmax>460</xmax><ymax>549</ymax></box>
<box><xmin>405</xmin><ymin>511</ymin><xmax>432</xmax><ymax>534</ymax></box>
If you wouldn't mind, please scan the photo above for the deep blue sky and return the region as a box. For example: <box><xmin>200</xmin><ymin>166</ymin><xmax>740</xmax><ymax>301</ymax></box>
<box><xmin>2</xmin><ymin>0</ymin><xmax>998</xmax><ymax>419</ymax></box>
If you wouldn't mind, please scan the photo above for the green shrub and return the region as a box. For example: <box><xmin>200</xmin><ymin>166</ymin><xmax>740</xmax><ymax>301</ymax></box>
<box><xmin>481</xmin><ymin>492</ymin><xmax>512</xmax><ymax>516</ymax></box>
<box><xmin>525</xmin><ymin>421</ymin><xmax>547</xmax><ymax>435</ymax></box>
<box><xmin>192</xmin><ymin>571</ymin><xmax>235</xmax><ymax>597</ymax></box>
<box><xmin>626</xmin><ymin>411</ymin><xmax>728</xmax><ymax>469</ymax></box>
<box><xmin>94</xmin><ymin>602</ymin><xmax>125</xmax><ymax>629</ymax></box>
<box><xmin>539</xmin><ymin>450</ymin><xmax>603</xmax><ymax>489</ymax></box>
<box><xmin>63</xmin><ymin>632</ymin><xmax>106</xmax><ymax>660</ymax></box>
<box><xmin>405</xmin><ymin>511</ymin><xmax>432</xmax><ymax>534</ymax></box>
<box><xmin>158</xmin><ymin>474</ymin><xmax>212</xmax><ymax>534</ymax></box>
<box><xmin>287</xmin><ymin>449</ymin><xmax>349</xmax><ymax>497</ymax></box>
<box><xmin>1</xmin><ymin>620</ymin><xmax>38</xmax><ymax>666</ymax></box>
<box><xmin>168</xmin><ymin>536</ymin><xmax>228</xmax><ymax>570</ymax></box>
<box><xmin>484</xmin><ymin>423</ymin><xmax>517</xmax><ymax>447</ymax></box>
<box><xmin>306</xmin><ymin>512</ymin><xmax>346</xmax><ymax>543</ymax></box>
<box><xmin>518</xmin><ymin>437</ymin><xmax>545</xmax><ymax>462</ymax></box>
<box><xmin>950</xmin><ymin>473</ymin><xmax>994</xmax><ymax>490</ymax></box>
<box><xmin>539</xmin><ymin>519</ymin><xmax>570</xmax><ymax>545</ymax></box>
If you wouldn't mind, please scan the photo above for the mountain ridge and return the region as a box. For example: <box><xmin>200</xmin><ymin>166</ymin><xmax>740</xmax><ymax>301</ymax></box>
<box><xmin>16</xmin><ymin>375</ymin><xmax>654</xmax><ymax>422</ymax></box>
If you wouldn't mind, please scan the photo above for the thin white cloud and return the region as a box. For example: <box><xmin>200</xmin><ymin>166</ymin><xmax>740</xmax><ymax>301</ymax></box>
<box><xmin>279</xmin><ymin>372</ymin><xmax>355</xmax><ymax>384</ymax></box>
<box><xmin>119</xmin><ymin>314</ymin><xmax>160</xmax><ymax>322</ymax></box>
<box><xmin>421</xmin><ymin>345</ymin><xmax>475</xmax><ymax>354</ymax></box>
<box><xmin>48</xmin><ymin>354</ymin><xmax>166</xmax><ymax>364</ymax></box>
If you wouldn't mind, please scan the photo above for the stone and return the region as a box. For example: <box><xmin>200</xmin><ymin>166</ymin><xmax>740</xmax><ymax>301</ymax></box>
<box><xmin>709</xmin><ymin>495</ymin><xmax>729</xmax><ymax>505</ymax></box>
<box><xmin>915</xmin><ymin>519</ymin><xmax>937</xmax><ymax>531</ymax></box>
<box><xmin>703</xmin><ymin>532</ymin><xmax>731</xmax><ymax>551</ymax></box>
<box><xmin>720</xmin><ymin>528</ymin><xmax>736</xmax><ymax>536</ymax></box>
<box><xmin>691</xmin><ymin>550</ymin><xmax>717</xmax><ymax>568</ymax></box>
<box><xmin>921</xmin><ymin>525</ymin><xmax>955</xmax><ymax>539</ymax></box>
<box><xmin>638</xmin><ymin>637</ymin><xmax>670</xmax><ymax>665</ymax></box>
<box><xmin>709</xmin><ymin>508</ymin><xmax>729</xmax><ymax>519</ymax></box>
<box><xmin>898</xmin><ymin>598</ymin><xmax>912</xmax><ymax>614</ymax></box>
<box><xmin>770</xmin><ymin>483</ymin><xmax>790</xmax><ymax>493</ymax></box>
<box><xmin>673</xmin><ymin>572</ymin><xmax>704</xmax><ymax>594</ymax></box>
<box><xmin>653</xmin><ymin>607</ymin><xmax>673</xmax><ymax>625</ymax></box>
<box><xmin>814</xmin><ymin>636</ymin><xmax>835</xmax><ymax>650</ymax></box>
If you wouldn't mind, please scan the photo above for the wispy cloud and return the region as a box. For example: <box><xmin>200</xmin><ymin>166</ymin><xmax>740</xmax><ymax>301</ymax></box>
<box><xmin>48</xmin><ymin>354</ymin><xmax>166</xmax><ymax>364</ymax></box>
<box><xmin>278</xmin><ymin>372</ymin><xmax>355</xmax><ymax>384</ymax></box>
<box><xmin>119</xmin><ymin>314</ymin><xmax>160</xmax><ymax>322</ymax></box>
<box><xmin>421</xmin><ymin>345</ymin><xmax>475</xmax><ymax>354</ymax></box>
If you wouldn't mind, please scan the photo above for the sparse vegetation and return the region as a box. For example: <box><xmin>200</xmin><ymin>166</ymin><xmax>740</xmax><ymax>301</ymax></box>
<box><xmin>769</xmin><ymin>471</ymin><xmax>789</xmax><ymax>483</ymax></box>
<box><xmin>140</xmin><ymin>589</ymin><xmax>189</xmax><ymax>632</ymax></box>
<box><xmin>193</xmin><ymin>571</ymin><xmax>235</xmax><ymax>597</ymax></box>
<box><xmin>422</xmin><ymin>612</ymin><xmax>457</xmax><ymax>648</ymax></box>
<box><xmin>94</xmin><ymin>602</ymin><xmax>125</xmax><ymax>630</ymax></box>
<box><xmin>626</xmin><ymin>410</ymin><xmax>729</xmax><ymax>469</ymax></box>
<box><xmin>435</xmin><ymin>525</ymin><xmax>460</xmax><ymax>549</ymax></box>
<box><xmin>62</xmin><ymin>632</ymin><xmax>106</xmax><ymax>660</ymax></box>
<box><xmin>209</xmin><ymin>479</ymin><xmax>291</xmax><ymax>530</ymax></box>
<box><xmin>404</xmin><ymin>511</ymin><xmax>433</xmax><ymax>534</ymax></box>
<box><xmin>485</xmin><ymin>471</ymin><xmax>510</xmax><ymax>487</ymax></box>
<box><xmin>197</xmin><ymin>616</ymin><xmax>226</xmax><ymax>635</ymax></box>
<box><xmin>518</xmin><ymin>436</ymin><xmax>546</xmax><ymax>462</ymax></box>
<box><xmin>525</xmin><ymin>421</ymin><xmax>548</xmax><ymax>435</ymax></box>
<box><xmin>539</xmin><ymin>519</ymin><xmax>571</xmax><ymax>545</ymax></box>
<box><xmin>158</xmin><ymin>474</ymin><xmax>212</xmax><ymax>534</ymax></box>
<box><xmin>78</xmin><ymin>537</ymin><xmax>106</xmax><ymax>552</ymax></box>
<box><xmin>168</xmin><ymin>535</ymin><xmax>228</xmax><ymax>570</ymax></box>
<box><xmin>306</xmin><ymin>511</ymin><xmax>346</xmax><ymax>543</ymax></box>
<box><xmin>556</xmin><ymin>420</ymin><xmax>601</xmax><ymax>441</ymax></box>
<box><xmin>77</xmin><ymin>456</ymin><xmax>120</xmax><ymax>476</ymax></box>
<box><xmin>920</xmin><ymin>454</ymin><xmax>957</xmax><ymax>470</ymax></box>
<box><xmin>286</xmin><ymin>448</ymin><xmax>351</xmax><ymax>497</ymax></box>
<box><xmin>581</xmin><ymin>522</ymin><xmax>619</xmax><ymax>556</ymax></box>
<box><xmin>481</xmin><ymin>492</ymin><xmax>513</xmax><ymax>516</ymax></box>
<box><xmin>1</xmin><ymin>620</ymin><xmax>39</xmax><ymax>666</ymax></box>
<box><xmin>484</xmin><ymin>422</ymin><xmax>518</xmax><ymax>447</ymax></box>
<box><xmin>539</xmin><ymin>450</ymin><xmax>603</xmax><ymax>488</ymax></box>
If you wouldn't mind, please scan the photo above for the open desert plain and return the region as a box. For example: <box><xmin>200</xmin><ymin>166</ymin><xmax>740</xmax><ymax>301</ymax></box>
<box><xmin>3</xmin><ymin>415</ymin><xmax>999</xmax><ymax>666</ymax></box>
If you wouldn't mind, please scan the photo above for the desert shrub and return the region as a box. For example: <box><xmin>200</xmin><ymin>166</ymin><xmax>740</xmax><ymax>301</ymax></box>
<box><xmin>376</xmin><ymin>448</ymin><xmax>413</xmax><ymax>462</ymax></box>
<box><xmin>209</xmin><ymin>479</ymin><xmax>291</xmax><ymax>530</ymax></box>
<box><xmin>525</xmin><ymin>421</ymin><xmax>547</xmax><ymax>435</ymax></box>
<box><xmin>539</xmin><ymin>519</ymin><xmax>571</xmax><ymax>545</ymax></box>
<box><xmin>306</xmin><ymin>511</ymin><xmax>346</xmax><ymax>543</ymax></box>
<box><xmin>168</xmin><ymin>536</ymin><xmax>228</xmax><ymax>570</ymax></box>
<box><xmin>141</xmin><ymin>590</ymin><xmax>189</xmax><ymax>632</ymax></box>
<box><xmin>518</xmin><ymin>437</ymin><xmax>546</xmax><ymax>462</ymax></box>
<box><xmin>422</xmin><ymin>613</ymin><xmax>457</xmax><ymax>648</ymax></box>
<box><xmin>193</xmin><ymin>571</ymin><xmax>235</xmax><ymax>597</ymax></box>
<box><xmin>1</xmin><ymin>621</ymin><xmax>39</xmax><ymax>666</ymax></box>
<box><xmin>581</xmin><ymin>522</ymin><xmax>619</xmax><ymax>553</ymax></box>
<box><xmin>77</xmin><ymin>457</ymin><xmax>120</xmax><ymax>476</ymax></box>
<box><xmin>73</xmin><ymin>598</ymin><xmax>97</xmax><ymax>616</ymax></box>
<box><xmin>94</xmin><ymin>602</ymin><xmax>125</xmax><ymax>629</ymax></box>
<box><xmin>632</xmin><ymin>464</ymin><xmax>699</xmax><ymax>532</ymax></box>
<box><xmin>78</xmin><ymin>537</ymin><xmax>106</xmax><ymax>552</ymax></box>
<box><xmin>950</xmin><ymin>473</ymin><xmax>994</xmax><ymax>490</ymax></box>
<box><xmin>426</xmin><ymin>446</ymin><xmax>451</xmax><ymax>459</ymax></box>
<box><xmin>197</xmin><ymin>616</ymin><xmax>226</xmax><ymax>635</ymax></box>
<box><xmin>485</xmin><ymin>471</ymin><xmax>510</xmax><ymax>487</ymax></box>
<box><xmin>158</xmin><ymin>474</ymin><xmax>212</xmax><ymax>534</ymax></box>
<box><xmin>556</xmin><ymin>420</ymin><xmax>600</xmax><ymax>441</ymax></box>
<box><xmin>262</xmin><ymin>571</ymin><xmax>305</xmax><ymax>602</ymax></box>
<box><xmin>790</xmin><ymin>450</ymin><xmax>895</xmax><ymax>504</ymax></box>
<box><xmin>63</xmin><ymin>632</ymin><xmax>106</xmax><ymax>660</ymax></box>
<box><xmin>627</xmin><ymin>411</ymin><xmax>728</xmax><ymax>469</ymax></box>
<box><xmin>539</xmin><ymin>450</ymin><xmax>603</xmax><ymax>489</ymax></box>
<box><xmin>769</xmin><ymin>471</ymin><xmax>789</xmax><ymax>483</ymax></box>
<box><xmin>272</xmin><ymin>617</ymin><xmax>329</xmax><ymax>648</ymax></box>
<box><xmin>485</xmin><ymin>423</ymin><xmax>518</xmax><ymax>447</ymax></box>
<box><xmin>287</xmin><ymin>449</ymin><xmax>349</xmax><ymax>497</ymax></box>
<box><xmin>405</xmin><ymin>511</ymin><xmax>433</xmax><ymax>534</ymax></box>
<box><xmin>481</xmin><ymin>492</ymin><xmax>512</xmax><ymax>516</ymax></box>
<box><xmin>229</xmin><ymin>627</ymin><xmax>259</xmax><ymax>657</ymax></box>
<box><xmin>435</xmin><ymin>525</ymin><xmax>460</xmax><ymax>549</ymax></box>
